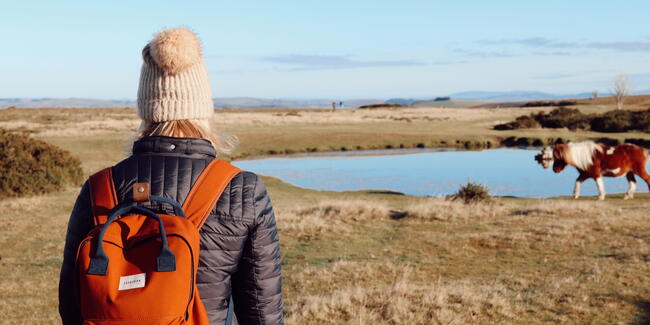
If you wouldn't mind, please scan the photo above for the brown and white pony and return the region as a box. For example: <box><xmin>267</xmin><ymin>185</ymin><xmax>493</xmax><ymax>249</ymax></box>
<box><xmin>537</xmin><ymin>141</ymin><xmax>650</xmax><ymax>200</ymax></box>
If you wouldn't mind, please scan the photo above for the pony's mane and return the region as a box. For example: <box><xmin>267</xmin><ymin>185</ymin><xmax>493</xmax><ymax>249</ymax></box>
<box><xmin>566</xmin><ymin>141</ymin><xmax>602</xmax><ymax>171</ymax></box>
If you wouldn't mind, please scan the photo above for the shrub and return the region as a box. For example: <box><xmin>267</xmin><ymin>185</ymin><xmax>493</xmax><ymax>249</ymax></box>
<box><xmin>534</xmin><ymin>107</ymin><xmax>589</xmax><ymax>130</ymax></box>
<box><xmin>493</xmin><ymin>115</ymin><xmax>539</xmax><ymax>130</ymax></box>
<box><xmin>514</xmin><ymin>115</ymin><xmax>541</xmax><ymax>128</ymax></box>
<box><xmin>494</xmin><ymin>107</ymin><xmax>650</xmax><ymax>133</ymax></box>
<box><xmin>358</xmin><ymin>104</ymin><xmax>403</xmax><ymax>109</ymax></box>
<box><xmin>522</xmin><ymin>100</ymin><xmax>577</xmax><ymax>107</ymax></box>
<box><xmin>632</xmin><ymin>110</ymin><xmax>650</xmax><ymax>132</ymax></box>
<box><xmin>0</xmin><ymin>129</ymin><xmax>83</xmax><ymax>199</ymax></box>
<box><xmin>590</xmin><ymin>109</ymin><xmax>650</xmax><ymax>133</ymax></box>
<box><xmin>449</xmin><ymin>181</ymin><xmax>491</xmax><ymax>204</ymax></box>
<box><xmin>590</xmin><ymin>110</ymin><xmax>634</xmax><ymax>132</ymax></box>
<box><xmin>494</xmin><ymin>108</ymin><xmax>588</xmax><ymax>130</ymax></box>
<box><xmin>625</xmin><ymin>138</ymin><xmax>650</xmax><ymax>148</ymax></box>
<box><xmin>492</xmin><ymin>122</ymin><xmax>516</xmax><ymax>131</ymax></box>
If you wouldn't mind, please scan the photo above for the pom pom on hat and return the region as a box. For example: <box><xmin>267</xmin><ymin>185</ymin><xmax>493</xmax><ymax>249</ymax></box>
<box><xmin>148</xmin><ymin>27</ymin><xmax>203</xmax><ymax>75</ymax></box>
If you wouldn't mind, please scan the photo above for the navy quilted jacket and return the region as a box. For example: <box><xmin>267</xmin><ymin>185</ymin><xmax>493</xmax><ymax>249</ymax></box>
<box><xmin>58</xmin><ymin>136</ymin><xmax>284</xmax><ymax>324</ymax></box>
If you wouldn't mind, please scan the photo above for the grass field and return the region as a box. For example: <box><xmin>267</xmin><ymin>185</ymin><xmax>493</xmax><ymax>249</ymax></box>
<box><xmin>4</xmin><ymin>100</ymin><xmax>650</xmax><ymax>162</ymax></box>
<box><xmin>1</xmin><ymin>102</ymin><xmax>650</xmax><ymax>324</ymax></box>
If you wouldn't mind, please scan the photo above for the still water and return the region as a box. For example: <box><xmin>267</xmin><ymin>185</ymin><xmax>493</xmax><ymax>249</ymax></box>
<box><xmin>233</xmin><ymin>148</ymin><xmax>631</xmax><ymax>198</ymax></box>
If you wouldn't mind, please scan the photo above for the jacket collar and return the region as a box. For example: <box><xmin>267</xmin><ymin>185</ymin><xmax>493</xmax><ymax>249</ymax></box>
<box><xmin>133</xmin><ymin>136</ymin><xmax>217</xmax><ymax>158</ymax></box>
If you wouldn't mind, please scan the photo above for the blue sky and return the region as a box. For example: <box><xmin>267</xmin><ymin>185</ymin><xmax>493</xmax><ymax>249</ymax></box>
<box><xmin>1</xmin><ymin>0</ymin><xmax>649</xmax><ymax>99</ymax></box>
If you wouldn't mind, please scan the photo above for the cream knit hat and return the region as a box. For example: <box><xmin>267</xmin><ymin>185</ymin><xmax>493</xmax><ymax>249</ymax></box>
<box><xmin>137</xmin><ymin>27</ymin><xmax>213</xmax><ymax>122</ymax></box>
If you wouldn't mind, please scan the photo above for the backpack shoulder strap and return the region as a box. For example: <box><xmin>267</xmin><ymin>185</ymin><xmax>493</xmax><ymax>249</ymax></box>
<box><xmin>88</xmin><ymin>167</ymin><xmax>118</xmax><ymax>226</ymax></box>
<box><xmin>182</xmin><ymin>159</ymin><xmax>241</xmax><ymax>229</ymax></box>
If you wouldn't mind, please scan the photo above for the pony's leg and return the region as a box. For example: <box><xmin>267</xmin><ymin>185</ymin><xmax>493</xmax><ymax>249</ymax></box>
<box><xmin>625</xmin><ymin>172</ymin><xmax>637</xmax><ymax>200</ymax></box>
<box><xmin>595</xmin><ymin>177</ymin><xmax>606</xmax><ymax>200</ymax></box>
<box><xmin>633</xmin><ymin>148</ymin><xmax>650</xmax><ymax>193</ymax></box>
<box><xmin>634</xmin><ymin>169</ymin><xmax>650</xmax><ymax>193</ymax></box>
<box><xmin>574</xmin><ymin>173</ymin><xmax>588</xmax><ymax>199</ymax></box>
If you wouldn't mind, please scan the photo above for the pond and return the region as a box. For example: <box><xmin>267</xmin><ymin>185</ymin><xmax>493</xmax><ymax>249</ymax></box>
<box><xmin>233</xmin><ymin>148</ymin><xmax>632</xmax><ymax>198</ymax></box>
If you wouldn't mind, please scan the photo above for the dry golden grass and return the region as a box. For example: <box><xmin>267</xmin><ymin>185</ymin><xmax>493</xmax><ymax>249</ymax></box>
<box><xmin>3</xmin><ymin>188</ymin><xmax>649</xmax><ymax>324</ymax></box>
<box><xmin>277</xmin><ymin>200</ymin><xmax>390</xmax><ymax>238</ymax></box>
<box><xmin>286</xmin><ymin>263</ymin><xmax>518</xmax><ymax>325</ymax></box>
<box><xmin>276</xmin><ymin>198</ymin><xmax>650</xmax><ymax>324</ymax></box>
<box><xmin>212</xmin><ymin>107</ymin><xmax>506</xmax><ymax>126</ymax></box>
<box><xmin>0</xmin><ymin>189</ymin><xmax>76</xmax><ymax>324</ymax></box>
<box><xmin>1</xmin><ymin>106</ymin><xmax>650</xmax><ymax>324</ymax></box>
<box><xmin>7</xmin><ymin>104</ymin><xmax>650</xmax><ymax>161</ymax></box>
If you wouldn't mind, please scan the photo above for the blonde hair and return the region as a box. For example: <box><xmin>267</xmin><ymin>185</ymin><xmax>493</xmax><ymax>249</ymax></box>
<box><xmin>137</xmin><ymin>119</ymin><xmax>238</xmax><ymax>155</ymax></box>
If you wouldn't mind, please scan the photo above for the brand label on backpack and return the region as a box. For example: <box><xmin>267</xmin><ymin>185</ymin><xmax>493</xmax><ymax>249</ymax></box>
<box><xmin>118</xmin><ymin>273</ymin><xmax>146</xmax><ymax>290</ymax></box>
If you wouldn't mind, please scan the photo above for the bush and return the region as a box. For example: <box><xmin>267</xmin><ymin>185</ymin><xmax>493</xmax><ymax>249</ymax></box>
<box><xmin>494</xmin><ymin>107</ymin><xmax>650</xmax><ymax>133</ymax></box>
<box><xmin>534</xmin><ymin>107</ymin><xmax>589</xmax><ymax>130</ymax></box>
<box><xmin>493</xmin><ymin>115</ymin><xmax>540</xmax><ymax>130</ymax></box>
<box><xmin>590</xmin><ymin>109</ymin><xmax>650</xmax><ymax>133</ymax></box>
<box><xmin>358</xmin><ymin>104</ymin><xmax>403</xmax><ymax>109</ymax></box>
<box><xmin>590</xmin><ymin>110</ymin><xmax>634</xmax><ymax>132</ymax></box>
<box><xmin>522</xmin><ymin>100</ymin><xmax>577</xmax><ymax>107</ymax></box>
<box><xmin>0</xmin><ymin>129</ymin><xmax>83</xmax><ymax>199</ymax></box>
<box><xmin>449</xmin><ymin>181</ymin><xmax>491</xmax><ymax>204</ymax></box>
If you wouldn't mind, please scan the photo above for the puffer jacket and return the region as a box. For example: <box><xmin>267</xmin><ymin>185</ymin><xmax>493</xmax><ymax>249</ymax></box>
<box><xmin>58</xmin><ymin>136</ymin><xmax>284</xmax><ymax>325</ymax></box>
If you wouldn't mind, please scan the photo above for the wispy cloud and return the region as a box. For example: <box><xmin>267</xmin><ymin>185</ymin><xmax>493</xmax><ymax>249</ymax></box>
<box><xmin>432</xmin><ymin>60</ymin><xmax>469</xmax><ymax>65</ymax></box>
<box><xmin>452</xmin><ymin>48</ymin><xmax>514</xmax><ymax>58</ymax></box>
<box><xmin>536</xmin><ymin>73</ymin><xmax>575</xmax><ymax>80</ymax></box>
<box><xmin>481</xmin><ymin>37</ymin><xmax>577</xmax><ymax>49</ymax></box>
<box><xmin>587</xmin><ymin>41</ymin><xmax>650</xmax><ymax>52</ymax></box>
<box><xmin>480</xmin><ymin>37</ymin><xmax>650</xmax><ymax>53</ymax></box>
<box><xmin>512</xmin><ymin>37</ymin><xmax>578</xmax><ymax>48</ymax></box>
<box><xmin>262</xmin><ymin>55</ymin><xmax>425</xmax><ymax>71</ymax></box>
<box><xmin>531</xmin><ymin>51</ymin><xmax>574</xmax><ymax>56</ymax></box>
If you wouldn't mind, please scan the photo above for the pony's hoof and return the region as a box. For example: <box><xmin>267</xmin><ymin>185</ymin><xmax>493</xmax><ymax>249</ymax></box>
<box><xmin>598</xmin><ymin>196</ymin><xmax>605</xmax><ymax>201</ymax></box>
<box><xmin>623</xmin><ymin>195</ymin><xmax>633</xmax><ymax>200</ymax></box>
<box><xmin>573</xmin><ymin>196</ymin><xmax>580</xmax><ymax>199</ymax></box>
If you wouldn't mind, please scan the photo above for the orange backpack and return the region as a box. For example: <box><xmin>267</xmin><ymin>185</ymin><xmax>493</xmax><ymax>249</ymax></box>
<box><xmin>75</xmin><ymin>159</ymin><xmax>240</xmax><ymax>325</ymax></box>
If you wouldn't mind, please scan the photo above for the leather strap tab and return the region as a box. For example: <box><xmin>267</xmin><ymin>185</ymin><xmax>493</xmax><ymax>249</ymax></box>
<box><xmin>88</xmin><ymin>168</ymin><xmax>118</xmax><ymax>226</ymax></box>
<box><xmin>183</xmin><ymin>159</ymin><xmax>241</xmax><ymax>229</ymax></box>
<box><xmin>133</xmin><ymin>183</ymin><xmax>151</xmax><ymax>202</ymax></box>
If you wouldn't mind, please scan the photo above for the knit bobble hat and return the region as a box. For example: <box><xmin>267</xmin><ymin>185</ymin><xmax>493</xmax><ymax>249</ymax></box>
<box><xmin>137</xmin><ymin>27</ymin><xmax>213</xmax><ymax>122</ymax></box>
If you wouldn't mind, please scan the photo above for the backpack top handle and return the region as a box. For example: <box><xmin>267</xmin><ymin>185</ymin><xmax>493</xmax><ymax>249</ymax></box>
<box><xmin>87</xmin><ymin>204</ymin><xmax>176</xmax><ymax>276</ymax></box>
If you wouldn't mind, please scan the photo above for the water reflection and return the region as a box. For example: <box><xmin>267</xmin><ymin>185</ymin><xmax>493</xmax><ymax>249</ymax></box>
<box><xmin>233</xmin><ymin>148</ymin><xmax>630</xmax><ymax>198</ymax></box>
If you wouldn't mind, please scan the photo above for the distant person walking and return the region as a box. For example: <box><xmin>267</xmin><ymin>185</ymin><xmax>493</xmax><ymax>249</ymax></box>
<box><xmin>58</xmin><ymin>27</ymin><xmax>284</xmax><ymax>324</ymax></box>
<box><xmin>331</xmin><ymin>101</ymin><xmax>336</xmax><ymax>112</ymax></box>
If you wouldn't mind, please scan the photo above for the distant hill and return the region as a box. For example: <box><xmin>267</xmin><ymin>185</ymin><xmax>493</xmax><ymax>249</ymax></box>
<box><xmin>410</xmin><ymin>99</ymin><xmax>491</xmax><ymax>108</ymax></box>
<box><xmin>4</xmin><ymin>90</ymin><xmax>649</xmax><ymax>109</ymax></box>
<box><xmin>448</xmin><ymin>91</ymin><xmax>595</xmax><ymax>102</ymax></box>
<box><xmin>387</xmin><ymin>91</ymin><xmax>603</xmax><ymax>107</ymax></box>
<box><xmin>0</xmin><ymin>97</ymin><xmax>383</xmax><ymax>109</ymax></box>
<box><xmin>385</xmin><ymin>98</ymin><xmax>420</xmax><ymax>106</ymax></box>
<box><xmin>0</xmin><ymin>98</ymin><xmax>135</xmax><ymax>108</ymax></box>
<box><xmin>449</xmin><ymin>90</ymin><xmax>650</xmax><ymax>102</ymax></box>
<box><xmin>213</xmin><ymin>98</ymin><xmax>382</xmax><ymax>109</ymax></box>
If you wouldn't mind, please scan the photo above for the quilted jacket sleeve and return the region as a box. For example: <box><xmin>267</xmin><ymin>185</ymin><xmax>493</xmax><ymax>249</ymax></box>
<box><xmin>58</xmin><ymin>181</ymin><xmax>94</xmax><ymax>325</ymax></box>
<box><xmin>231</xmin><ymin>176</ymin><xmax>284</xmax><ymax>324</ymax></box>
